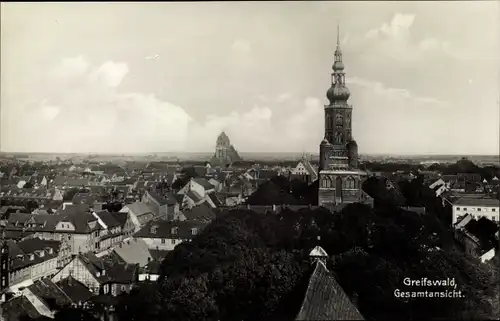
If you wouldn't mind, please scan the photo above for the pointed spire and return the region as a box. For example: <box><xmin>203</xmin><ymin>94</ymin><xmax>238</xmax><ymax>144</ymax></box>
<box><xmin>337</xmin><ymin>23</ymin><xmax>340</xmax><ymax>47</ymax></box>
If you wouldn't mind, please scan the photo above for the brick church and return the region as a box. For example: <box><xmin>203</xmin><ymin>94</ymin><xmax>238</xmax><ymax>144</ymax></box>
<box><xmin>318</xmin><ymin>26</ymin><xmax>370</xmax><ymax>208</ymax></box>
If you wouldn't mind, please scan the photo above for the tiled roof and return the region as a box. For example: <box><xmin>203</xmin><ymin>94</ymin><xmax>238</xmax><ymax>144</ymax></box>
<box><xmin>149</xmin><ymin>249</ymin><xmax>169</xmax><ymax>261</ymax></box>
<box><xmin>182</xmin><ymin>202</ymin><xmax>217</xmax><ymax>222</ymax></box>
<box><xmin>1</xmin><ymin>295</ymin><xmax>42</xmax><ymax>320</ymax></box>
<box><xmin>186</xmin><ymin>189</ymin><xmax>204</xmax><ymax>203</ymax></box>
<box><xmin>94</xmin><ymin>211</ymin><xmax>121</xmax><ymax>229</ymax></box>
<box><xmin>193</xmin><ymin>178</ymin><xmax>215</xmax><ymax>190</ymax></box>
<box><xmin>56</xmin><ymin>276</ymin><xmax>94</xmax><ymax>304</ymax></box>
<box><xmin>208</xmin><ymin>193</ymin><xmax>222</xmax><ymax>207</ymax></box>
<box><xmin>6</xmin><ymin>213</ymin><xmax>61</xmax><ymax>233</ymax></box>
<box><xmin>146</xmin><ymin>190</ymin><xmax>177</xmax><ymax>206</ymax></box>
<box><xmin>78</xmin><ymin>252</ymin><xmax>137</xmax><ymax>285</ymax></box>
<box><xmin>27</xmin><ymin>278</ymin><xmax>72</xmax><ymax>310</ymax></box>
<box><xmin>113</xmin><ymin>238</ymin><xmax>152</xmax><ymax>267</ymax></box>
<box><xmin>123</xmin><ymin>202</ymin><xmax>154</xmax><ymax>217</ymax></box>
<box><xmin>51</xmin><ymin>177</ymin><xmax>90</xmax><ymax>187</ymax></box>
<box><xmin>59</xmin><ymin>212</ymin><xmax>100</xmax><ymax>234</ymax></box>
<box><xmin>10</xmin><ymin>238</ymin><xmax>61</xmax><ymax>270</ymax></box>
<box><xmin>135</xmin><ymin>220</ymin><xmax>208</xmax><ymax>240</ymax></box>
<box><xmin>110</xmin><ymin>211</ymin><xmax>128</xmax><ymax>229</ymax></box>
<box><xmin>192</xmin><ymin>166</ymin><xmax>207</xmax><ymax>177</ymax></box>
<box><xmin>295</xmin><ymin>260</ymin><xmax>364</xmax><ymax>320</ymax></box>
<box><xmin>453</xmin><ymin>197</ymin><xmax>500</xmax><ymax>207</ymax></box>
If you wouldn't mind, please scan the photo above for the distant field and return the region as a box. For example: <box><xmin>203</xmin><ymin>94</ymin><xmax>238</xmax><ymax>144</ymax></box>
<box><xmin>0</xmin><ymin>151</ymin><xmax>498</xmax><ymax>165</ymax></box>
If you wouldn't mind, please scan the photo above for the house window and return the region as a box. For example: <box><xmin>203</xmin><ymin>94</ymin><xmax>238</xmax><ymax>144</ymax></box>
<box><xmin>456</xmin><ymin>207</ymin><xmax>460</xmax><ymax>211</ymax></box>
<box><xmin>172</xmin><ymin>239</ymin><xmax>177</xmax><ymax>245</ymax></box>
<box><xmin>121</xmin><ymin>285</ymin><xmax>126</xmax><ymax>291</ymax></box>
<box><xmin>492</xmin><ymin>216</ymin><xmax>497</xmax><ymax>221</ymax></box>
<box><xmin>477</xmin><ymin>208</ymin><xmax>481</xmax><ymax>211</ymax></box>
<box><xmin>161</xmin><ymin>238</ymin><xmax>165</xmax><ymax>244</ymax></box>
<box><xmin>492</xmin><ymin>208</ymin><xmax>496</xmax><ymax>212</ymax></box>
<box><xmin>463</xmin><ymin>208</ymin><xmax>467</xmax><ymax>211</ymax></box>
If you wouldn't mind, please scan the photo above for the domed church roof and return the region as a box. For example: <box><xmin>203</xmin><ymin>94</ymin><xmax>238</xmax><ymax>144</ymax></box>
<box><xmin>327</xmin><ymin>85</ymin><xmax>350</xmax><ymax>103</ymax></box>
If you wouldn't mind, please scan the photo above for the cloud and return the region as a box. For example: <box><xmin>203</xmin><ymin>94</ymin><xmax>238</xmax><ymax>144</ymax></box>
<box><xmin>347</xmin><ymin>77</ymin><xmax>449</xmax><ymax>107</ymax></box>
<box><xmin>365</xmin><ymin>13</ymin><xmax>415</xmax><ymax>39</ymax></box>
<box><xmin>3</xmin><ymin>56</ymin><xmax>326</xmax><ymax>154</ymax></box>
<box><xmin>275</xmin><ymin>93</ymin><xmax>292</xmax><ymax>103</ymax></box>
<box><xmin>355</xmin><ymin>13</ymin><xmax>459</xmax><ymax>62</ymax></box>
<box><xmin>231</xmin><ymin>39</ymin><xmax>251</xmax><ymax>54</ymax></box>
<box><xmin>52</xmin><ymin>55</ymin><xmax>90</xmax><ymax>78</ymax></box>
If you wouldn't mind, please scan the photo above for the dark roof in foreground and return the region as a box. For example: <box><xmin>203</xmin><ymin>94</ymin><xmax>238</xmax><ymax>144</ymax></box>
<box><xmin>295</xmin><ymin>260</ymin><xmax>364</xmax><ymax>320</ymax></box>
<box><xmin>56</xmin><ymin>276</ymin><xmax>94</xmax><ymax>304</ymax></box>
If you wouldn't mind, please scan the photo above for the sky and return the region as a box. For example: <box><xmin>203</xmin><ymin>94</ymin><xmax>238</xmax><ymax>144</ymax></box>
<box><xmin>1</xmin><ymin>1</ymin><xmax>499</xmax><ymax>155</ymax></box>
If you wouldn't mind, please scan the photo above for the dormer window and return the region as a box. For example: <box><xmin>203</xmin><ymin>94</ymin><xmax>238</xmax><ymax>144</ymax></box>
<box><xmin>150</xmin><ymin>225</ymin><xmax>158</xmax><ymax>234</ymax></box>
<box><xmin>171</xmin><ymin>227</ymin><xmax>178</xmax><ymax>235</ymax></box>
<box><xmin>29</xmin><ymin>254</ymin><xmax>35</xmax><ymax>261</ymax></box>
<box><xmin>191</xmin><ymin>228</ymin><xmax>198</xmax><ymax>236</ymax></box>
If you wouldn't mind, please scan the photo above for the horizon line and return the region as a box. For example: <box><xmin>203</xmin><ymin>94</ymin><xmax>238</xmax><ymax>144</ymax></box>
<box><xmin>0</xmin><ymin>151</ymin><xmax>498</xmax><ymax>157</ymax></box>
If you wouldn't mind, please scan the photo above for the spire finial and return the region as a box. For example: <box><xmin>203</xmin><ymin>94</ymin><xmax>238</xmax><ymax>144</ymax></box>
<box><xmin>337</xmin><ymin>23</ymin><xmax>340</xmax><ymax>47</ymax></box>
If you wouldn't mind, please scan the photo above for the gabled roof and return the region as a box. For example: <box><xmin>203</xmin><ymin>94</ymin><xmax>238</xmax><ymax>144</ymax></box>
<box><xmin>111</xmin><ymin>211</ymin><xmax>128</xmax><ymax>229</ymax></box>
<box><xmin>182</xmin><ymin>202</ymin><xmax>217</xmax><ymax>222</ymax></box>
<box><xmin>193</xmin><ymin>178</ymin><xmax>215</xmax><ymax>190</ymax></box>
<box><xmin>309</xmin><ymin>245</ymin><xmax>328</xmax><ymax>258</ymax></box>
<box><xmin>27</xmin><ymin>278</ymin><xmax>72</xmax><ymax>310</ymax></box>
<box><xmin>123</xmin><ymin>202</ymin><xmax>154</xmax><ymax>217</ymax></box>
<box><xmin>94</xmin><ymin>211</ymin><xmax>121</xmax><ymax>229</ymax></box>
<box><xmin>113</xmin><ymin>238</ymin><xmax>152</xmax><ymax>267</ymax></box>
<box><xmin>295</xmin><ymin>260</ymin><xmax>364</xmax><ymax>320</ymax></box>
<box><xmin>78</xmin><ymin>252</ymin><xmax>137</xmax><ymax>284</ymax></box>
<box><xmin>135</xmin><ymin>220</ymin><xmax>208</xmax><ymax>240</ymax></box>
<box><xmin>186</xmin><ymin>189</ymin><xmax>204</xmax><ymax>203</ymax></box>
<box><xmin>453</xmin><ymin>197</ymin><xmax>500</xmax><ymax>207</ymax></box>
<box><xmin>146</xmin><ymin>190</ymin><xmax>177</xmax><ymax>206</ymax></box>
<box><xmin>455</xmin><ymin>214</ymin><xmax>473</xmax><ymax>229</ymax></box>
<box><xmin>56</xmin><ymin>276</ymin><xmax>94</xmax><ymax>304</ymax></box>
<box><xmin>1</xmin><ymin>295</ymin><xmax>42</xmax><ymax>320</ymax></box>
<box><xmin>208</xmin><ymin>193</ymin><xmax>222</xmax><ymax>207</ymax></box>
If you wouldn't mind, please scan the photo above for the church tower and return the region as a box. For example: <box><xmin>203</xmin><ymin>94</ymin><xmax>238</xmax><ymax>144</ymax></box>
<box><xmin>318</xmin><ymin>25</ymin><xmax>367</xmax><ymax>208</ymax></box>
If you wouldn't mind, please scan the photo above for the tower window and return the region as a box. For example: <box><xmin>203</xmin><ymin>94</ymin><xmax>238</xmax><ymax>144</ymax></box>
<box><xmin>335</xmin><ymin>114</ymin><xmax>343</xmax><ymax>126</ymax></box>
<box><xmin>346</xmin><ymin>177</ymin><xmax>355</xmax><ymax>189</ymax></box>
<box><xmin>322</xmin><ymin>177</ymin><xmax>331</xmax><ymax>188</ymax></box>
<box><xmin>335</xmin><ymin>132</ymin><xmax>344</xmax><ymax>144</ymax></box>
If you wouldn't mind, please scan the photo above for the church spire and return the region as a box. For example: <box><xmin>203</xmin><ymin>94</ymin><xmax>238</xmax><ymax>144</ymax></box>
<box><xmin>337</xmin><ymin>23</ymin><xmax>340</xmax><ymax>47</ymax></box>
<box><xmin>333</xmin><ymin>24</ymin><xmax>343</xmax><ymax>70</ymax></box>
<box><xmin>326</xmin><ymin>25</ymin><xmax>350</xmax><ymax>104</ymax></box>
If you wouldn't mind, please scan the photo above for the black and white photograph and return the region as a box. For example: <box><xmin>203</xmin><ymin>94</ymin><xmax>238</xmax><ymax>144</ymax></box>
<box><xmin>0</xmin><ymin>1</ymin><xmax>499</xmax><ymax>320</ymax></box>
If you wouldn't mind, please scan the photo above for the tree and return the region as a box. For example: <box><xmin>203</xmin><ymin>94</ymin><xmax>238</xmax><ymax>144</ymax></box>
<box><xmin>115</xmin><ymin>283</ymin><xmax>163</xmax><ymax>321</ymax></box>
<box><xmin>107</xmin><ymin>189</ymin><xmax>498</xmax><ymax>321</ymax></box>
<box><xmin>246</xmin><ymin>178</ymin><xmax>298</xmax><ymax>205</ymax></box>
<box><xmin>53</xmin><ymin>306</ymin><xmax>99</xmax><ymax>321</ymax></box>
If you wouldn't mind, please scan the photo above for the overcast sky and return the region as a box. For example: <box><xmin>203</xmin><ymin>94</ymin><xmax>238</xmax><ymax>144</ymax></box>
<box><xmin>1</xmin><ymin>2</ymin><xmax>499</xmax><ymax>155</ymax></box>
